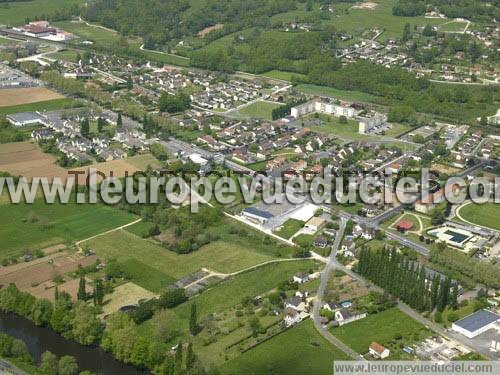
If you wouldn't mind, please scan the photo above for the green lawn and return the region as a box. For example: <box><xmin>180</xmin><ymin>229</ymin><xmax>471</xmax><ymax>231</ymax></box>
<box><xmin>123</xmin><ymin>220</ymin><xmax>156</xmax><ymax>238</ymax></box>
<box><xmin>118</xmin><ymin>258</ymin><xmax>175</xmax><ymax>293</ymax></box>
<box><xmin>274</xmin><ymin>219</ymin><xmax>305</xmax><ymax>240</ymax></box>
<box><xmin>458</xmin><ymin>202</ymin><xmax>500</xmax><ymax>231</ymax></box>
<box><xmin>331</xmin><ymin>308</ymin><xmax>432</xmax><ymax>358</ymax></box>
<box><xmin>221</xmin><ymin>319</ymin><xmax>349</xmax><ymax>375</ymax></box>
<box><xmin>0</xmin><ymin>199</ymin><xmax>137</xmax><ymax>257</ymax></box>
<box><xmin>0</xmin><ymin>0</ymin><xmax>83</xmax><ymax>26</ymax></box>
<box><xmin>309</xmin><ymin>115</ymin><xmax>364</xmax><ymax>141</ymax></box>
<box><xmin>0</xmin><ymin>99</ymin><xmax>81</xmax><ymax>118</ymax></box>
<box><xmin>47</xmin><ymin>49</ymin><xmax>79</xmax><ymax>62</ymax></box>
<box><xmin>237</xmin><ymin>101</ymin><xmax>283</xmax><ymax>120</ymax></box>
<box><xmin>260</xmin><ymin>70</ymin><xmax>307</xmax><ymax>82</ymax></box>
<box><xmin>438</xmin><ymin>21</ymin><xmax>469</xmax><ymax>33</ymax></box>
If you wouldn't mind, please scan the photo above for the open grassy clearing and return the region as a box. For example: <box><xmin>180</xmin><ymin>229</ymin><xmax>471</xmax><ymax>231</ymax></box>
<box><xmin>47</xmin><ymin>49</ymin><xmax>79</xmax><ymax>62</ymax></box>
<box><xmin>0</xmin><ymin>0</ymin><xmax>83</xmax><ymax>26</ymax></box>
<box><xmin>274</xmin><ymin>219</ymin><xmax>305</xmax><ymax>239</ymax></box>
<box><xmin>384</xmin><ymin>123</ymin><xmax>412</xmax><ymax>138</ymax></box>
<box><xmin>0</xmin><ymin>198</ymin><xmax>137</xmax><ymax>257</ymax></box>
<box><xmin>330</xmin><ymin>308</ymin><xmax>432</xmax><ymax>358</ymax></box>
<box><xmin>236</xmin><ymin>101</ymin><xmax>284</xmax><ymax>120</ymax></box>
<box><xmin>85</xmin><ymin>228</ymin><xmax>284</xmax><ymax>283</ymax></box>
<box><xmin>457</xmin><ymin>202</ymin><xmax>500</xmax><ymax>231</ymax></box>
<box><xmin>438</xmin><ymin>21</ymin><xmax>469</xmax><ymax>33</ymax></box>
<box><xmin>221</xmin><ymin>319</ymin><xmax>349</xmax><ymax>374</ymax></box>
<box><xmin>0</xmin><ymin>98</ymin><xmax>80</xmax><ymax>118</ymax></box>
<box><xmin>260</xmin><ymin>70</ymin><xmax>307</xmax><ymax>82</ymax></box>
<box><xmin>117</xmin><ymin>258</ymin><xmax>176</xmax><ymax>293</ymax></box>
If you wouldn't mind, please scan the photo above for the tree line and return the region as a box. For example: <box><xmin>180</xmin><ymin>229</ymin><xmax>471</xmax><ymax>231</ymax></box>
<box><xmin>357</xmin><ymin>247</ymin><xmax>458</xmax><ymax>312</ymax></box>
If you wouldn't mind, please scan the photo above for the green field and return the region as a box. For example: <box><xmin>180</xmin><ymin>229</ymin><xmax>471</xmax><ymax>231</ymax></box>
<box><xmin>309</xmin><ymin>115</ymin><xmax>365</xmax><ymax>141</ymax></box>
<box><xmin>221</xmin><ymin>319</ymin><xmax>349</xmax><ymax>374</ymax></box>
<box><xmin>237</xmin><ymin>101</ymin><xmax>283</xmax><ymax>120</ymax></box>
<box><xmin>47</xmin><ymin>49</ymin><xmax>79</xmax><ymax>62</ymax></box>
<box><xmin>331</xmin><ymin>308</ymin><xmax>432</xmax><ymax>358</ymax></box>
<box><xmin>85</xmin><ymin>226</ymin><xmax>290</xmax><ymax>283</ymax></box>
<box><xmin>274</xmin><ymin>219</ymin><xmax>304</xmax><ymax>240</ymax></box>
<box><xmin>0</xmin><ymin>99</ymin><xmax>81</xmax><ymax>118</ymax></box>
<box><xmin>296</xmin><ymin>84</ymin><xmax>387</xmax><ymax>105</ymax></box>
<box><xmin>0</xmin><ymin>0</ymin><xmax>83</xmax><ymax>26</ymax></box>
<box><xmin>118</xmin><ymin>258</ymin><xmax>176</xmax><ymax>293</ymax></box>
<box><xmin>438</xmin><ymin>21</ymin><xmax>469</xmax><ymax>33</ymax></box>
<box><xmin>0</xmin><ymin>199</ymin><xmax>137</xmax><ymax>257</ymax></box>
<box><xmin>458</xmin><ymin>202</ymin><xmax>500</xmax><ymax>231</ymax></box>
<box><xmin>260</xmin><ymin>70</ymin><xmax>307</xmax><ymax>82</ymax></box>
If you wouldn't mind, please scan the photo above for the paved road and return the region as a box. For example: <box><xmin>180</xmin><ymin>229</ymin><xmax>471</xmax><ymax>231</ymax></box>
<box><xmin>312</xmin><ymin>218</ymin><xmax>365</xmax><ymax>361</ymax></box>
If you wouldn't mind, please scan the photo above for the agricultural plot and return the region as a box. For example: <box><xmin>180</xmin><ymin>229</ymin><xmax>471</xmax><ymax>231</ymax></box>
<box><xmin>101</xmin><ymin>282</ymin><xmax>158</xmax><ymax>316</ymax></box>
<box><xmin>0</xmin><ymin>141</ymin><xmax>66</xmax><ymax>181</ymax></box>
<box><xmin>0</xmin><ymin>88</ymin><xmax>65</xmax><ymax>108</ymax></box>
<box><xmin>0</xmin><ymin>0</ymin><xmax>83</xmax><ymax>26</ymax></box>
<box><xmin>330</xmin><ymin>308</ymin><xmax>432</xmax><ymax>358</ymax></box>
<box><xmin>0</xmin><ymin>198</ymin><xmax>137</xmax><ymax>257</ymax></box>
<box><xmin>260</xmin><ymin>70</ymin><xmax>307</xmax><ymax>82</ymax></box>
<box><xmin>221</xmin><ymin>319</ymin><xmax>349</xmax><ymax>375</ymax></box>
<box><xmin>0</xmin><ymin>98</ymin><xmax>80</xmax><ymax>118</ymax></box>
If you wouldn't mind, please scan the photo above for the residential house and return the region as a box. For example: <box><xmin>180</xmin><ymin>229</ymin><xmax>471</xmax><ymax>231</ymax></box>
<box><xmin>334</xmin><ymin>309</ymin><xmax>367</xmax><ymax>326</ymax></box>
<box><xmin>369</xmin><ymin>342</ymin><xmax>390</xmax><ymax>359</ymax></box>
<box><xmin>293</xmin><ymin>272</ymin><xmax>310</xmax><ymax>285</ymax></box>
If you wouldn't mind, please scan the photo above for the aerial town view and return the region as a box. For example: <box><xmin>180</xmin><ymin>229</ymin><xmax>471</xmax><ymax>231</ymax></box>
<box><xmin>0</xmin><ymin>0</ymin><xmax>499</xmax><ymax>374</ymax></box>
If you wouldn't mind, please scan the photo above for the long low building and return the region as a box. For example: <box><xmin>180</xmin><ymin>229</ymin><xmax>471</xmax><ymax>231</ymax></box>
<box><xmin>290</xmin><ymin>100</ymin><xmax>355</xmax><ymax>119</ymax></box>
<box><xmin>451</xmin><ymin>309</ymin><xmax>500</xmax><ymax>338</ymax></box>
<box><xmin>6</xmin><ymin>112</ymin><xmax>45</xmax><ymax>127</ymax></box>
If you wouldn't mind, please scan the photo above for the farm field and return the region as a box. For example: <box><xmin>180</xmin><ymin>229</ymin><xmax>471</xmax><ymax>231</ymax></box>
<box><xmin>438</xmin><ymin>21</ymin><xmax>469</xmax><ymax>33</ymax></box>
<box><xmin>221</xmin><ymin>319</ymin><xmax>349</xmax><ymax>374</ymax></box>
<box><xmin>46</xmin><ymin>49</ymin><xmax>79</xmax><ymax>62</ymax></box>
<box><xmin>0</xmin><ymin>198</ymin><xmax>137</xmax><ymax>257</ymax></box>
<box><xmin>117</xmin><ymin>258</ymin><xmax>176</xmax><ymax>293</ymax></box>
<box><xmin>236</xmin><ymin>101</ymin><xmax>283</xmax><ymax>120</ymax></box>
<box><xmin>0</xmin><ymin>0</ymin><xmax>83</xmax><ymax>26</ymax></box>
<box><xmin>0</xmin><ymin>88</ymin><xmax>64</xmax><ymax>107</ymax></box>
<box><xmin>0</xmin><ymin>141</ymin><xmax>66</xmax><ymax>182</ymax></box>
<box><xmin>330</xmin><ymin>308</ymin><xmax>432</xmax><ymax>358</ymax></box>
<box><xmin>85</xmin><ymin>229</ymin><xmax>279</xmax><ymax>283</ymax></box>
<box><xmin>0</xmin><ymin>98</ymin><xmax>80</xmax><ymax>118</ymax></box>
<box><xmin>457</xmin><ymin>202</ymin><xmax>500</xmax><ymax>231</ymax></box>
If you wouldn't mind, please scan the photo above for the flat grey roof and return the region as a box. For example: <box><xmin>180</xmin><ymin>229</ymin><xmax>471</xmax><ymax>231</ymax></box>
<box><xmin>6</xmin><ymin>112</ymin><xmax>43</xmax><ymax>123</ymax></box>
<box><xmin>453</xmin><ymin>309</ymin><xmax>500</xmax><ymax>333</ymax></box>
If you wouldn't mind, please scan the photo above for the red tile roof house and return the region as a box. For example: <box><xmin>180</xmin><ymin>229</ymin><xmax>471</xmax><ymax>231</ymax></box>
<box><xmin>369</xmin><ymin>342</ymin><xmax>390</xmax><ymax>359</ymax></box>
<box><xmin>396</xmin><ymin>220</ymin><xmax>414</xmax><ymax>232</ymax></box>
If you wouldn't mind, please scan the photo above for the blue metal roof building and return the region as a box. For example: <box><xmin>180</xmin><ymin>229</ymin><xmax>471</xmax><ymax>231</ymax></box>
<box><xmin>452</xmin><ymin>309</ymin><xmax>500</xmax><ymax>338</ymax></box>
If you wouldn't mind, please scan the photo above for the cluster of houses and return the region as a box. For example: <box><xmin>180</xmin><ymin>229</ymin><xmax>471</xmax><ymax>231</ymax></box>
<box><xmin>8</xmin><ymin>110</ymin><xmax>150</xmax><ymax>162</ymax></box>
<box><xmin>0</xmin><ymin>62</ymin><xmax>39</xmax><ymax>88</ymax></box>
<box><xmin>337</xmin><ymin>38</ymin><xmax>409</xmax><ymax>69</ymax></box>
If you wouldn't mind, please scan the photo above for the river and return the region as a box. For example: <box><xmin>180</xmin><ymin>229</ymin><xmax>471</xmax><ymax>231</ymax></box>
<box><xmin>0</xmin><ymin>312</ymin><xmax>143</xmax><ymax>374</ymax></box>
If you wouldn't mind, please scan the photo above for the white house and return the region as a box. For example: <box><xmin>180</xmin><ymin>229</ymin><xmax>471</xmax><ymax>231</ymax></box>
<box><xmin>285</xmin><ymin>296</ymin><xmax>306</xmax><ymax>312</ymax></box>
<box><xmin>369</xmin><ymin>342</ymin><xmax>390</xmax><ymax>359</ymax></box>
<box><xmin>334</xmin><ymin>309</ymin><xmax>367</xmax><ymax>326</ymax></box>
<box><xmin>293</xmin><ymin>272</ymin><xmax>309</xmax><ymax>284</ymax></box>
